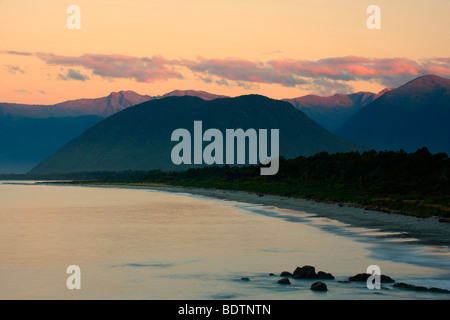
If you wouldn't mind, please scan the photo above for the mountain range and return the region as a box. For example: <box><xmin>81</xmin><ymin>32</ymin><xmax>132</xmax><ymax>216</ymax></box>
<box><xmin>1</xmin><ymin>75</ymin><xmax>449</xmax><ymax>174</ymax></box>
<box><xmin>0</xmin><ymin>90</ymin><xmax>224</xmax><ymax>119</ymax></box>
<box><xmin>30</xmin><ymin>95</ymin><xmax>365</xmax><ymax>174</ymax></box>
<box><xmin>284</xmin><ymin>89</ymin><xmax>391</xmax><ymax>133</ymax></box>
<box><xmin>337</xmin><ymin>75</ymin><xmax>450</xmax><ymax>155</ymax></box>
<box><xmin>0</xmin><ymin>90</ymin><xmax>225</xmax><ymax>173</ymax></box>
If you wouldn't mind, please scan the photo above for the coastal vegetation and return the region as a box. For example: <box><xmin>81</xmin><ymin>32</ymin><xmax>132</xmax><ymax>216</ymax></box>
<box><xmin>3</xmin><ymin>147</ymin><xmax>448</xmax><ymax>219</ymax></box>
<box><xmin>140</xmin><ymin>147</ymin><xmax>450</xmax><ymax>219</ymax></box>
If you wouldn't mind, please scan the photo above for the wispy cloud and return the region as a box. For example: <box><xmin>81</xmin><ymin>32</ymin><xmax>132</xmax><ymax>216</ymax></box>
<box><xmin>35</xmin><ymin>52</ymin><xmax>182</xmax><ymax>83</ymax></box>
<box><xmin>2</xmin><ymin>50</ymin><xmax>449</xmax><ymax>94</ymax></box>
<box><xmin>6</xmin><ymin>65</ymin><xmax>25</xmax><ymax>74</ymax></box>
<box><xmin>14</xmin><ymin>89</ymin><xmax>30</xmax><ymax>94</ymax></box>
<box><xmin>58</xmin><ymin>69</ymin><xmax>89</xmax><ymax>81</ymax></box>
<box><xmin>185</xmin><ymin>57</ymin><xmax>307</xmax><ymax>87</ymax></box>
<box><xmin>1</xmin><ymin>50</ymin><xmax>33</xmax><ymax>56</ymax></box>
<box><xmin>269</xmin><ymin>56</ymin><xmax>450</xmax><ymax>87</ymax></box>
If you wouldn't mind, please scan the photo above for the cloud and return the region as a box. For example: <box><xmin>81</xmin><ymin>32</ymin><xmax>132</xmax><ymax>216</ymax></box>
<box><xmin>186</xmin><ymin>57</ymin><xmax>308</xmax><ymax>87</ymax></box>
<box><xmin>307</xmin><ymin>79</ymin><xmax>354</xmax><ymax>96</ymax></box>
<box><xmin>269</xmin><ymin>56</ymin><xmax>450</xmax><ymax>87</ymax></box>
<box><xmin>199</xmin><ymin>76</ymin><xmax>213</xmax><ymax>83</ymax></box>
<box><xmin>14</xmin><ymin>89</ymin><xmax>30</xmax><ymax>94</ymax></box>
<box><xmin>39</xmin><ymin>90</ymin><xmax>47</xmax><ymax>95</ymax></box>
<box><xmin>215</xmin><ymin>79</ymin><xmax>229</xmax><ymax>86</ymax></box>
<box><xmin>5</xmin><ymin>65</ymin><xmax>25</xmax><ymax>74</ymax></box>
<box><xmin>0</xmin><ymin>50</ymin><xmax>33</xmax><ymax>56</ymax></box>
<box><xmin>58</xmin><ymin>69</ymin><xmax>89</xmax><ymax>81</ymax></box>
<box><xmin>2</xmin><ymin>50</ymin><xmax>450</xmax><ymax>94</ymax></box>
<box><xmin>35</xmin><ymin>52</ymin><xmax>182</xmax><ymax>83</ymax></box>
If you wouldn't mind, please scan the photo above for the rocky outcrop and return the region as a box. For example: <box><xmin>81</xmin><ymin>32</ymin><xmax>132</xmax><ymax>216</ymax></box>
<box><xmin>348</xmin><ymin>273</ymin><xmax>395</xmax><ymax>283</ymax></box>
<box><xmin>394</xmin><ymin>282</ymin><xmax>450</xmax><ymax>293</ymax></box>
<box><xmin>317</xmin><ymin>271</ymin><xmax>335</xmax><ymax>280</ymax></box>
<box><xmin>292</xmin><ymin>265</ymin><xmax>335</xmax><ymax>280</ymax></box>
<box><xmin>277</xmin><ymin>278</ymin><xmax>291</xmax><ymax>285</ymax></box>
<box><xmin>293</xmin><ymin>265</ymin><xmax>317</xmax><ymax>279</ymax></box>
<box><xmin>311</xmin><ymin>281</ymin><xmax>328</xmax><ymax>291</ymax></box>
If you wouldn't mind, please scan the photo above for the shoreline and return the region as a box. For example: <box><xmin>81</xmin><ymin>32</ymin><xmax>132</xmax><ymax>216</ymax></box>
<box><xmin>46</xmin><ymin>181</ymin><xmax>450</xmax><ymax>248</ymax></box>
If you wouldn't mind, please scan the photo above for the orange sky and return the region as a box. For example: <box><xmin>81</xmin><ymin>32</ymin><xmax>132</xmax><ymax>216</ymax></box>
<box><xmin>1</xmin><ymin>0</ymin><xmax>449</xmax><ymax>104</ymax></box>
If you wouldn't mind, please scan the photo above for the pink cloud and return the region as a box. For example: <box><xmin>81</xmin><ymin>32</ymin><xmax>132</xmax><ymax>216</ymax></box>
<box><xmin>34</xmin><ymin>53</ymin><xmax>182</xmax><ymax>83</ymax></box>
<box><xmin>2</xmin><ymin>50</ymin><xmax>450</xmax><ymax>92</ymax></box>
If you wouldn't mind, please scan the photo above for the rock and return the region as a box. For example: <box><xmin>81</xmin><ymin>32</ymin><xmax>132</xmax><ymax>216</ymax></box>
<box><xmin>348</xmin><ymin>273</ymin><xmax>369</xmax><ymax>282</ymax></box>
<box><xmin>438</xmin><ymin>218</ymin><xmax>450</xmax><ymax>223</ymax></box>
<box><xmin>317</xmin><ymin>271</ymin><xmax>335</xmax><ymax>280</ymax></box>
<box><xmin>280</xmin><ymin>271</ymin><xmax>293</xmax><ymax>277</ymax></box>
<box><xmin>269</xmin><ymin>273</ymin><xmax>275</xmax><ymax>276</ymax></box>
<box><xmin>394</xmin><ymin>282</ymin><xmax>450</xmax><ymax>293</ymax></box>
<box><xmin>348</xmin><ymin>273</ymin><xmax>395</xmax><ymax>283</ymax></box>
<box><xmin>311</xmin><ymin>281</ymin><xmax>328</xmax><ymax>291</ymax></box>
<box><xmin>240</xmin><ymin>277</ymin><xmax>250</xmax><ymax>281</ymax></box>
<box><xmin>277</xmin><ymin>278</ymin><xmax>291</xmax><ymax>285</ymax></box>
<box><xmin>430</xmin><ymin>287</ymin><xmax>450</xmax><ymax>293</ymax></box>
<box><xmin>293</xmin><ymin>265</ymin><xmax>317</xmax><ymax>279</ymax></box>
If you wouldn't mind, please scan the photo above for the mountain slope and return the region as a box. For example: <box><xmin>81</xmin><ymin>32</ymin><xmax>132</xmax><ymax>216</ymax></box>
<box><xmin>0</xmin><ymin>115</ymin><xmax>102</xmax><ymax>173</ymax></box>
<box><xmin>283</xmin><ymin>89</ymin><xmax>390</xmax><ymax>133</ymax></box>
<box><xmin>0</xmin><ymin>90</ymin><xmax>224</xmax><ymax>173</ymax></box>
<box><xmin>30</xmin><ymin>95</ymin><xmax>365</xmax><ymax>174</ymax></box>
<box><xmin>337</xmin><ymin>75</ymin><xmax>450</xmax><ymax>154</ymax></box>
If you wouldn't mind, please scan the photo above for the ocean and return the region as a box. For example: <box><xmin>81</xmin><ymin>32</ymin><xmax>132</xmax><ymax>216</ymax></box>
<box><xmin>0</xmin><ymin>181</ymin><xmax>449</xmax><ymax>300</ymax></box>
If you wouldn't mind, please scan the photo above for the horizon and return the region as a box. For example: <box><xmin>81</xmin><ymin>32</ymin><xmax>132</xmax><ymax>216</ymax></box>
<box><xmin>2</xmin><ymin>73</ymin><xmax>447</xmax><ymax>106</ymax></box>
<box><xmin>1</xmin><ymin>0</ymin><xmax>449</xmax><ymax>104</ymax></box>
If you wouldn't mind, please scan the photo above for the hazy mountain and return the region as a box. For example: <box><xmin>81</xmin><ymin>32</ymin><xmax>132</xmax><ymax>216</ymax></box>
<box><xmin>337</xmin><ymin>75</ymin><xmax>450</xmax><ymax>154</ymax></box>
<box><xmin>0</xmin><ymin>91</ymin><xmax>153</xmax><ymax>118</ymax></box>
<box><xmin>157</xmin><ymin>90</ymin><xmax>228</xmax><ymax>100</ymax></box>
<box><xmin>30</xmin><ymin>95</ymin><xmax>365</xmax><ymax>174</ymax></box>
<box><xmin>0</xmin><ymin>115</ymin><xmax>102</xmax><ymax>173</ymax></box>
<box><xmin>0</xmin><ymin>90</ymin><xmax>224</xmax><ymax>173</ymax></box>
<box><xmin>283</xmin><ymin>89</ymin><xmax>391</xmax><ymax>133</ymax></box>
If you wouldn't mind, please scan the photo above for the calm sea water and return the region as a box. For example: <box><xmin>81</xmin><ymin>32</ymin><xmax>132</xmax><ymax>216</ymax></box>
<box><xmin>0</xmin><ymin>181</ymin><xmax>449</xmax><ymax>300</ymax></box>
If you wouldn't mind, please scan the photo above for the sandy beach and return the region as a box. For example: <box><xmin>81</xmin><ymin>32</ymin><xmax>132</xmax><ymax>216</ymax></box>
<box><xmin>116</xmin><ymin>184</ymin><xmax>450</xmax><ymax>248</ymax></box>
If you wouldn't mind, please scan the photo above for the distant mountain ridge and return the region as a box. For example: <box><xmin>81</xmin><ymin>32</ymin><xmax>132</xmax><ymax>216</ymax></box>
<box><xmin>337</xmin><ymin>75</ymin><xmax>450</xmax><ymax>155</ymax></box>
<box><xmin>0</xmin><ymin>90</ymin><xmax>227</xmax><ymax>119</ymax></box>
<box><xmin>283</xmin><ymin>89</ymin><xmax>392</xmax><ymax>133</ymax></box>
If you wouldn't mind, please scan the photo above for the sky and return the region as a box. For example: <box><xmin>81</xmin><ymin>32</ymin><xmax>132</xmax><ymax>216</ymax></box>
<box><xmin>1</xmin><ymin>0</ymin><xmax>449</xmax><ymax>104</ymax></box>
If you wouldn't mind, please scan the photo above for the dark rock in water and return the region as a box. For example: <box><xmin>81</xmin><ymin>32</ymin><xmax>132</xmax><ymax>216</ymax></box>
<box><xmin>394</xmin><ymin>282</ymin><xmax>450</xmax><ymax>293</ymax></box>
<box><xmin>317</xmin><ymin>271</ymin><xmax>335</xmax><ymax>280</ymax></box>
<box><xmin>311</xmin><ymin>281</ymin><xmax>328</xmax><ymax>291</ymax></box>
<box><xmin>348</xmin><ymin>273</ymin><xmax>395</xmax><ymax>283</ymax></box>
<box><xmin>430</xmin><ymin>287</ymin><xmax>450</xmax><ymax>293</ymax></box>
<box><xmin>293</xmin><ymin>265</ymin><xmax>317</xmax><ymax>279</ymax></box>
<box><xmin>438</xmin><ymin>218</ymin><xmax>450</xmax><ymax>223</ymax></box>
<box><xmin>280</xmin><ymin>271</ymin><xmax>293</xmax><ymax>277</ymax></box>
<box><xmin>269</xmin><ymin>273</ymin><xmax>275</xmax><ymax>276</ymax></box>
<box><xmin>290</xmin><ymin>266</ymin><xmax>334</xmax><ymax>280</ymax></box>
<box><xmin>240</xmin><ymin>277</ymin><xmax>250</xmax><ymax>281</ymax></box>
<box><xmin>278</xmin><ymin>278</ymin><xmax>291</xmax><ymax>285</ymax></box>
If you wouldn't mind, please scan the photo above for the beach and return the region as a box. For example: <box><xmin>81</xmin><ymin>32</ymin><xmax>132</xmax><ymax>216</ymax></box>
<box><xmin>111</xmin><ymin>184</ymin><xmax>450</xmax><ymax>248</ymax></box>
